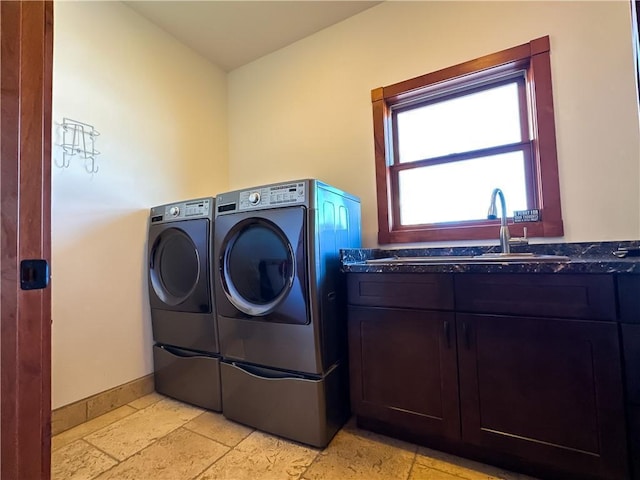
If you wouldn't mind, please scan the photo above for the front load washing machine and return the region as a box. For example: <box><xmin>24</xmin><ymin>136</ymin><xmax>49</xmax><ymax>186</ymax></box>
<box><xmin>213</xmin><ymin>179</ymin><xmax>361</xmax><ymax>447</ymax></box>
<box><xmin>148</xmin><ymin>197</ymin><xmax>221</xmax><ymax>411</ymax></box>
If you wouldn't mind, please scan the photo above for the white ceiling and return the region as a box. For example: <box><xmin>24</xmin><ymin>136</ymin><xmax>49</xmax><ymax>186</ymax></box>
<box><xmin>125</xmin><ymin>1</ymin><xmax>382</xmax><ymax>72</ymax></box>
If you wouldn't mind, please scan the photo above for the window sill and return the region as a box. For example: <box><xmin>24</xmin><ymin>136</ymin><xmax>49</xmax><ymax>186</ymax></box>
<box><xmin>379</xmin><ymin>219</ymin><xmax>564</xmax><ymax>245</ymax></box>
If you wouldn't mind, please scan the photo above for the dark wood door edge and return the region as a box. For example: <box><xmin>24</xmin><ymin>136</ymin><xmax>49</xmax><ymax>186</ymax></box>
<box><xmin>1</xmin><ymin>2</ymin><xmax>53</xmax><ymax>479</ymax></box>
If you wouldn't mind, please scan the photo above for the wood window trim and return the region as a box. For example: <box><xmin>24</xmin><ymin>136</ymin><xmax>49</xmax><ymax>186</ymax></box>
<box><xmin>372</xmin><ymin>36</ymin><xmax>564</xmax><ymax>244</ymax></box>
<box><xmin>632</xmin><ymin>1</ymin><xmax>640</xmax><ymax>106</ymax></box>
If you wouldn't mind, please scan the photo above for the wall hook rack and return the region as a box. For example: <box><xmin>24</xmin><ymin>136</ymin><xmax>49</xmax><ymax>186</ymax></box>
<box><xmin>55</xmin><ymin>118</ymin><xmax>101</xmax><ymax>174</ymax></box>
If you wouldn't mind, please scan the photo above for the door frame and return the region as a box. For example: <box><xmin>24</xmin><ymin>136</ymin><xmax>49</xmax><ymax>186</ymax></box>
<box><xmin>0</xmin><ymin>1</ymin><xmax>53</xmax><ymax>479</ymax></box>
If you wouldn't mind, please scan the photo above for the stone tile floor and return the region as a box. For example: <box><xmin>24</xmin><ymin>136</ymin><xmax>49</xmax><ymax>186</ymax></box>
<box><xmin>52</xmin><ymin>393</ymin><xmax>539</xmax><ymax>480</ymax></box>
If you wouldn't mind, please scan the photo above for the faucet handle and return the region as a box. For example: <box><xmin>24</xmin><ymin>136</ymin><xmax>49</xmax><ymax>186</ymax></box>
<box><xmin>509</xmin><ymin>226</ymin><xmax>529</xmax><ymax>245</ymax></box>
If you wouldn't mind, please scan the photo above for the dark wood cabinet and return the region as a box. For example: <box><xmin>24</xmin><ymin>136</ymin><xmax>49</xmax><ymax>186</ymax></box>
<box><xmin>457</xmin><ymin>313</ymin><xmax>627</xmax><ymax>480</ymax></box>
<box><xmin>348</xmin><ymin>305</ymin><xmax>460</xmax><ymax>440</ymax></box>
<box><xmin>455</xmin><ymin>273</ymin><xmax>617</xmax><ymax>320</ymax></box>
<box><xmin>347</xmin><ymin>272</ymin><xmax>629</xmax><ymax>480</ymax></box>
<box><xmin>619</xmin><ymin>274</ymin><xmax>640</xmax><ymax>480</ymax></box>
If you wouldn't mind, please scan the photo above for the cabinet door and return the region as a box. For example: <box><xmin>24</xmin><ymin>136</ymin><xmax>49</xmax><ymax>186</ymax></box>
<box><xmin>457</xmin><ymin>313</ymin><xmax>628</xmax><ymax>480</ymax></box>
<box><xmin>348</xmin><ymin>305</ymin><xmax>460</xmax><ymax>440</ymax></box>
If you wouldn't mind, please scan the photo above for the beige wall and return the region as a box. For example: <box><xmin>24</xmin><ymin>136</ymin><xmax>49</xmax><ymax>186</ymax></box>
<box><xmin>52</xmin><ymin>1</ymin><xmax>228</xmax><ymax>408</ymax></box>
<box><xmin>228</xmin><ymin>1</ymin><xmax>640</xmax><ymax>247</ymax></box>
<box><xmin>52</xmin><ymin>0</ymin><xmax>640</xmax><ymax>409</ymax></box>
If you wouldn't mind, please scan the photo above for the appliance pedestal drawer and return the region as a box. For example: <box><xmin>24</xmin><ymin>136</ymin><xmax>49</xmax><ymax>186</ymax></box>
<box><xmin>153</xmin><ymin>344</ymin><xmax>221</xmax><ymax>411</ymax></box>
<box><xmin>221</xmin><ymin>360</ymin><xmax>348</xmax><ymax>448</ymax></box>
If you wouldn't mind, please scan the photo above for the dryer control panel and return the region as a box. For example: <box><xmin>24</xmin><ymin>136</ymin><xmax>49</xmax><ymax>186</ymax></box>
<box><xmin>238</xmin><ymin>182</ymin><xmax>306</xmax><ymax>210</ymax></box>
<box><xmin>150</xmin><ymin>198</ymin><xmax>213</xmax><ymax>223</ymax></box>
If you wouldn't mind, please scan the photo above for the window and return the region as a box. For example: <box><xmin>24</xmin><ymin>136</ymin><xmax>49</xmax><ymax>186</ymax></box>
<box><xmin>632</xmin><ymin>1</ymin><xmax>640</xmax><ymax>106</ymax></box>
<box><xmin>372</xmin><ymin>36</ymin><xmax>563</xmax><ymax>244</ymax></box>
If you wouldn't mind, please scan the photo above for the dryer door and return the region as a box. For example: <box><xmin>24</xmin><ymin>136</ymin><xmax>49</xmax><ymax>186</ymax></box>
<box><xmin>148</xmin><ymin>219</ymin><xmax>211</xmax><ymax>313</ymax></box>
<box><xmin>216</xmin><ymin>206</ymin><xmax>308</xmax><ymax>324</ymax></box>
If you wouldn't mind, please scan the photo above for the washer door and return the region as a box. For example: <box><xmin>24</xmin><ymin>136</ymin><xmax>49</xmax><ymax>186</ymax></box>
<box><xmin>217</xmin><ymin>207</ymin><xmax>308</xmax><ymax>324</ymax></box>
<box><xmin>223</xmin><ymin>219</ymin><xmax>293</xmax><ymax>315</ymax></box>
<box><xmin>148</xmin><ymin>218</ymin><xmax>211</xmax><ymax>312</ymax></box>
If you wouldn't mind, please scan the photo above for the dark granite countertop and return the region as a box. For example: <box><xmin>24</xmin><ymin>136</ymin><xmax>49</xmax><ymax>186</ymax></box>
<box><xmin>341</xmin><ymin>240</ymin><xmax>640</xmax><ymax>275</ymax></box>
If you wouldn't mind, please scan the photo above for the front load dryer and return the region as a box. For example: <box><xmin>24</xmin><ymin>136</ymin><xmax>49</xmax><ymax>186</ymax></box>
<box><xmin>213</xmin><ymin>179</ymin><xmax>361</xmax><ymax>447</ymax></box>
<box><xmin>148</xmin><ymin>197</ymin><xmax>221</xmax><ymax>411</ymax></box>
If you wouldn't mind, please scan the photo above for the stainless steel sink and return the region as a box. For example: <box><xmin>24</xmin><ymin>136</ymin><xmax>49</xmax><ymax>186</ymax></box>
<box><xmin>365</xmin><ymin>253</ymin><xmax>570</xmax><ymax>265</ymax></box>
<box><xmin>366</xmin><ymin>256</ymin><xmax>476</xmax><ymax>264</ymax></box>
<box><xmin>474</xmin><ymin>253</ymin><xmax>570</xmax><ymax>262</ymax></box>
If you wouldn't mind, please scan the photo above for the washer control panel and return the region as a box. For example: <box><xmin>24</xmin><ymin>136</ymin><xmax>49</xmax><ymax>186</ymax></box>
<box><xmin>151</xmin><ymin>198</ymin><xmax>212</xmax><ymax>223</ymax></box>
<box><xmin>239</xmin><ymin>182</ymin><xmax>306</xmax><ymax>210</ymax></box>
<box><xmin>182</xmin><ymin>199</ymin><xmax>211</xmax><ymax>217</ymax></box>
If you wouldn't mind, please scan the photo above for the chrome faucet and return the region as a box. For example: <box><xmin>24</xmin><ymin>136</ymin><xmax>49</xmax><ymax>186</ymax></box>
<box><xmin>487</xmin><ymin>188</ymin><xmax>511</xmax><ymax>254</ymax></box>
